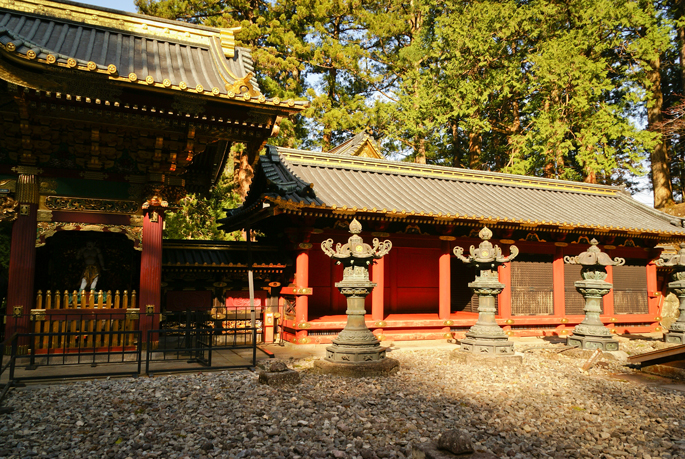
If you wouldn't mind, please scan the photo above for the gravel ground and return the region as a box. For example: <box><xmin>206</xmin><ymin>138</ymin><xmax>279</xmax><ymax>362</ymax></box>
<box><xmin>1</xmin><ymin>339</ymin><xmax>684</xmax><ymax>459</ymax></box>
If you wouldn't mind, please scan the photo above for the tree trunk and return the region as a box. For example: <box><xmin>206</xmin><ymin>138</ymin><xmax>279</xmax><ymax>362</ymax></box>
<box><xmin>415</xmin><ymin>137</ymin><xmax>427</xmax><ymax>164</ymax></box>
<box><xmin>451</xmin><ymin>119</ymin><xmax>463</xmax><ymax>168</ymax></box>
<box><xmin>647</xmin><ymin>52</ymin><xmax>674</xmax><ymax>209</ymax></box>
<box><xmin>677</xmin><ymin>0</ymin><xmax>685</xmax><ymax>201</ymax></box>
<box><xmin>468</xmin><ymin>130</ymin><xmax>481</xmax><ymax>169</ymax></box>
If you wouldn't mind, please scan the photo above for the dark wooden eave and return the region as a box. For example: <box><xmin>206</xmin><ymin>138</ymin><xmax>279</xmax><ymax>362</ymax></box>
<box><xmin>0</xmin><ymin>0</ymin><xmax>306</xmax><ymax>194</ymax></box>
<box><xmin>162</xmin><ymin>239</ymin><xmax>291</xmax><ymax>271</ymax></box>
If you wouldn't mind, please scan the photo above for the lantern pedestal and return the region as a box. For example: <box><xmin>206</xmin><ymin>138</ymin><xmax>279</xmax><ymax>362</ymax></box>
<box><xmin>665</xmin><ymin>282</ymin><xmax>685</xmax><ymax>344</ymax></box>
<box><xmin>459</xmin><ymin>281</ymin><xmax>516</xmax><ymax>356</ymax></box>
<box><xmin>566</xmin><ymin>279</ymin><xmax>619</xmax><ymax>351</ymax></box>
<box><xmin>452</xmin><ymin>227</ymin><xmax>520</xmax><ymax>361</ymax></box>
<box><xmin>315</xmin><ymin>219</ymin><xmax>399</xmax><ymax>377</ymax></box>
<box><xmin>324</xmin><ymin>279</ymin><xmax>388</xmax><ymax>363</ymax></box>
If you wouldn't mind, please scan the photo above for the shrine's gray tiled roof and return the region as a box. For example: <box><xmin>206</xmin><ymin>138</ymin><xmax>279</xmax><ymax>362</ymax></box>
<box><xmin>0</xmin><ymin>0</ymin><xmax>308</xmax><ymax>105</ymax></box>
<box><xmin>163</xmin><ymin>240</ymin><xmax>291</xmax><ymax>269</ymax></box>
<box><xmin>222</xmin><ymin>145</ymin><xmax>685</xmax><ymax>237</ymax></box>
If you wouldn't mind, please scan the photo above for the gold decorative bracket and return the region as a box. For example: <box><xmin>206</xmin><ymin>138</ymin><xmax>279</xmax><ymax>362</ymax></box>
<box><xmin>220</xmin><ymin>27</ymin><xmax>241</xmax><ymax>58</ymax></box>
<box><xmin>12</xmin><ymin>305</ymin><xmax>23</xmax><ymax>318</ymax></box>
<box><xmin>30</xmin><ymin>309</ymin><xmax>46</xmax><ymax>321</ymax></box>
<box><xmin>225</xmin><ymin>72</ymin><xmax>260</xmax><ymax>97</ymax></box>
<box><xmin>145</xmin><ymin>305</ymin><xmax>155</xmax><ymax>316</ymax></box>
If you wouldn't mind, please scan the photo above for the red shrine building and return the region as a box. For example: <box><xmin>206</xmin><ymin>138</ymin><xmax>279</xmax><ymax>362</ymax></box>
<box><xmin>0</xmin><ymin>0</ymin><xmax>304</xmax><ymax>351</ymax></box>
<box><xmin>219</xmin><ymin>142</ymin><xmax>685</xmax><ymax>344</ymax></box>
<box><xmin>2</xmin><ymin>0</ymin><xmax>685</xmax><ymax>351</ymax></box>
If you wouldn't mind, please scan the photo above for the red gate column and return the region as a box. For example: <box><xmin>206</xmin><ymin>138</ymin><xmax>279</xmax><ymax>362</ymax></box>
<box><xmin>604</xmin><ymin>264</ymin><xmax>614</xmax><ymax>318</ymax></box>
<box><xmin>371</xmin><ymin>256</ymin><xmax>385</xmax><ymax>321</ymax></box>
<box><xmin>295</xmin><ymin>246</ymin><xmax>309</xmax><ymax>343</ymax></box>
<box><xmin>371</xmin><ymin>255</ymin><xmax>385</xmax><ymax>339</ymax></box>
<box><xmin>553</xmin><ymin>247</ymin><xmax>567</xmax><ymax>335</ymax></box>
<box><xmin>646</xmin><ymin>261</ymin><xmax>659</xmax><ymax>331</ymax></box>
<box><xmin>439</xmin><ymin>239</ymin><xmax>451</xmax><ymax>337</ymax></box>
<box><xmin>498</xmin><ymin>262</ymin><xmax>512</xmax><ymax>335</ymax></box>
<box><xmin>139</xmin><ymin>210</ymin><xmax>163</xmax><ymax>347</ymax></box>
<box><xmin>6</xmin><ymin>174</ymin><xmax>38</xmax><ymax>353</ymax></box>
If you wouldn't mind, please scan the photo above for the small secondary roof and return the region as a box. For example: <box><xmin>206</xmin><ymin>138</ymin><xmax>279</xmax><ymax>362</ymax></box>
<box><xmin>163</xmin><ymin>240</ymin><xmax>291</xmax><ymax>269</ymax></box>
<box><xmin>221</xmin><ymin>145</ymin><xmax>685</xmax><ymax>238</ymax></box>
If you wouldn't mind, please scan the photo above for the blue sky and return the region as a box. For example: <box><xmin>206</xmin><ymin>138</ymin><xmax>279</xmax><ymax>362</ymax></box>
<box><xmin>81</xmin><ymin>0</ymin><xmax>137</xmax><ymax>13</ymax></box>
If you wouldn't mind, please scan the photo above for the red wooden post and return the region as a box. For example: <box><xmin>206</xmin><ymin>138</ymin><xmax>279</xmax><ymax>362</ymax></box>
<box><xmin>295</xmin><ymin>247</ymin><xmax>309</xmax><ymax>342</ymax></box>
<box><xmin>5</xmin><ymin>174</ymin><xmax>38</xmax><ymax>353</ymax></box>
<box><xmin>139</xmin><ymin>210</ymin><xmax>163</xmax><ymax>347</ymax></box>
<box><xmin>498</xmin><ymin>262</ymin><xmax>512</xmax><ymax>318</ymax></box>
<box><xmin>553</xmin><ymin>247</ymin><xmax>566</xmax><ymax>316</ymax></box>
<box><xmin>438</xmin><ymin>241</ymin><xmax>451</xmax><ymax>320</ymax></box>
<box><xmin>646</xmin><ymin>261</ymin><xmax>659</xmax><ymax>327</ymax></box>
<box><xmin>553</xmin><ymin>247</ymin><xmax>567</xmax><ymax>335</ymax></box>
<box><xmin>389</xmin><ymin>248</ymin><xmax>398</xmax><ymax>314</ymax></box>
<box><xmin>604</xmin><ymin>264</ymin><xmax>614</xmax><ymax>318</ymax></box>
<box><xmin>371</xmin><ymin>256</ymin><xmax>385</xmax><ymax>321</ymax></box>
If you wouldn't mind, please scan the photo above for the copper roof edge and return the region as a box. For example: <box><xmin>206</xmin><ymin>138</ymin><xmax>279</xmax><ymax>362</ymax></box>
<box><xmin>2</xmin><ymin>0</ymin><xmax>227</xmax><ymax>36</ymax></box>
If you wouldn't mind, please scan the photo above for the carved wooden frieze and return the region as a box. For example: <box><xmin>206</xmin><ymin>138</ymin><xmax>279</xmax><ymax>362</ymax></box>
<box><xmin>44</xmin><ymin>196</ymin><xmax>138</xmax><ymax>214</ymax></box>
<box><xmin>36</xmin><ymin>222</ymin><xmax>143</xmax><ymax>250</ymax></box>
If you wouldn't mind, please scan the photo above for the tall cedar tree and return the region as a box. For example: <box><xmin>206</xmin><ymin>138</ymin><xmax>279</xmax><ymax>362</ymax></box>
<box><xmin>137</xmin><ymin>0</ymin><xmax>679</xmax><ymax>209</ymax></box>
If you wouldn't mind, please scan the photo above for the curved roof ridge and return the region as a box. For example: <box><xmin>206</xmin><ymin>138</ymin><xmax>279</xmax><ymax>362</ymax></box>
<box><xmin>272</xmin><ymin>146</ymin><xmax>624</xmax><ymax>197</ymax></box>
<box><xmin>18</xmin><ymin>0</ymin><xmax>229</xmax><ymax>35</ymax></box>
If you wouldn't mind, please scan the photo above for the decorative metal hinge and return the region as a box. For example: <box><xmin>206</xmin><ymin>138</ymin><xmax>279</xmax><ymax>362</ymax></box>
<box><xmin>146</xmin><ymin>305</ymin><xmax>155</xmax><ymax>316</ymax></box>
<box><xmin>125</xmin><ymin>308</ymin><xmax>140</xmax><ymax>320</ymax></box>
<box><xmin>30</xmin><ymin>309</ymin><xmax>46</xmax><ymax>321</ymax></box>
<box><xmin>12</xmin><ymin>305</ymin><xmax>22</xmax><ymax>318</ymax></box>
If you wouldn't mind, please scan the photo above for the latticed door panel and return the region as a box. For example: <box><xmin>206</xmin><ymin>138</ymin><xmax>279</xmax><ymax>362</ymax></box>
<box><xmin>564</xmin><ymin>263</ymin><xmax>588</xmax><ymax>315</ymax></box>
<box><xmin>613</xmin><ymin>262</ymin><xmax>648</xmax><ymax>315</ymax></box>
<box><xmin>451</xmin><ymin>259</ymin><xmax>498</xmax><ymax>313</ymax></box>
<box><xmin>511</xmin><ymin>254</ymin><xmax>554</xmax><ymax>316</ymax></box>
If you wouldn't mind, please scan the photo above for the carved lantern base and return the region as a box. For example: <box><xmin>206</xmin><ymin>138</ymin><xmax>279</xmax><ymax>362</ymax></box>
<box><xmin>566</xmin><ymin>279</ymin><xmax>619</xmax><ymax>351</ymax></box>
<box><xmin>459</xmin><ymin>282</ymin><xmax>515</xmax><ymax>357</ymax></box>
<box><xmin>325</xmin><ymin>279</ymin><xmax>388</xmax><ymax>364</ymax></box>
<box><xmin>460</xmin><ymin>336</ymin><xmax>515</xmax><ymax>356</ymax></box>
<box><xmin>664</xmin><ymin>331</ymin><xmax>685</xmax><ymax>344</ymax></box>
<box><xmin>567</xmin><ymin>334</ymin><xmax>619</xmax><ymax>351</ymax></box>
<box><xmin>665</xmin><ymin>285</ymin><xmax>685</xmax><ymax>344</ymax></box>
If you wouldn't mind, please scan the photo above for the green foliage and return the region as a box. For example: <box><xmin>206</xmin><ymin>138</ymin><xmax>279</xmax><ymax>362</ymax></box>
<box><xmin>163</xmin><ymin>152</ymin><xmax>242</xmax><ymax>240</ymax></box>
<box><xmin>137</xmin><ymin>0</ymin><xmax>683</xmax><ymax>197</ymax></box>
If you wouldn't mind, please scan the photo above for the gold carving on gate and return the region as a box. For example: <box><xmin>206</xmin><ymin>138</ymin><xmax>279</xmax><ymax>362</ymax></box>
<box><xmin>36</xmin><ymin>222</ymin><xmax>143</xmax><ymax>250</ymax></box>
<box><xmin>30</xmin><ymin>309</ymin><xmax>46</xmax><ymax>321</ymax></box>
<box><xmin>44</xmin><ymin>196</ymin><xmax>138</xmax><ymax>214</ymax></box>
<box><xmin>225</xmin><ymin>73</ymin><xmax>260</xmax><ymax>98</ymax></box>
<box><xmin>0</xmin><ymin>196</ymin><xmax>18</xmax><ymax>221</ymax></box>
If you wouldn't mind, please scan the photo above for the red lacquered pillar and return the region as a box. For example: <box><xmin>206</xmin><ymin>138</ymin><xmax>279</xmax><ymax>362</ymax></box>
<box><xmin>138</xmin><ymin>210</ymin><xmax>163</xmax><ymax>348</ymax></box>
<box><xmin>553</xmin><ymin>247</ymin><xmax>567</xmax><ymax>335</ymax></box>
<box><xmin>439</xmin><ymin>240</ymin><xmax>451</xmax><ymax>336</ymax></box>
<box><xmin>295</xmin><ymin>246</ymin><xmax>309</xmax><ymax>343</ymax></box>
<box><xmin>5</xmin><ymin>174</ymin><xmax>38</xmax><ymax>353</ymax></box>
<box><xmin>371</xmin><ymin>256</ymin><xmax>385</xmax><ymax>321</ymax></box>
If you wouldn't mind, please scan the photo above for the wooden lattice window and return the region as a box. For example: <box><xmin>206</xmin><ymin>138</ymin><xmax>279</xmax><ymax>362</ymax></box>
<box><xmin>511</xmin><ymin>254</ymin><xmax>554</xmax><ymax>316</ymax></box>
<box><xmin>613</xmin><ymin>260</ymin><xmax>649</xmax><ymax>315</ymax></box>
<box><xmin>564</xmin><ymin>263</ymin><xmax>588</xmax><ymax>315</ymax></box>
<box><xmin>451</xmin><ymin>258</ymin><xmax>496</xmax><ymax>313</ymax></box>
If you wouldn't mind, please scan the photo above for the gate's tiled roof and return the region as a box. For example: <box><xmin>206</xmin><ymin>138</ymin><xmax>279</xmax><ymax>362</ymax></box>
<box><xmin>0</xmin><ymin>0</ymin><xmax>306</xmax><ymax>108</ymax></box>
<box><xmin>163</xmin><ymin>240</ymin><xmax>291</xmax><ymax>269</ymax></box>
<box><xmin>221</xmin><ymin>146</ymin><xmax>685</xmax><ymax>238</ymax></box>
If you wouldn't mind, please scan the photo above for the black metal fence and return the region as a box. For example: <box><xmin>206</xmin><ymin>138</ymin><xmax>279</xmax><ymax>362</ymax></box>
<box><xmin>0</xmin><ymin>307</ymin><xmax>262</xmax><ymax>384</ymax></box>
